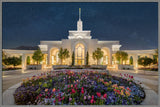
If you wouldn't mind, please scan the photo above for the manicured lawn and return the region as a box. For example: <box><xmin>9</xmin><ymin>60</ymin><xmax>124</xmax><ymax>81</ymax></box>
<box><xmin>14</xmin><ymin>70</ymin><xmax>145</xmax><ymax>105</ymax></box>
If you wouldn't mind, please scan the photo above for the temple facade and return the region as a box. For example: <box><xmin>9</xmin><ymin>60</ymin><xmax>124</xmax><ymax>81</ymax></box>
<box><xmin>3</xmin><ymin>9</ymin><xmax>156</xmax><ymax>70</ymax></box>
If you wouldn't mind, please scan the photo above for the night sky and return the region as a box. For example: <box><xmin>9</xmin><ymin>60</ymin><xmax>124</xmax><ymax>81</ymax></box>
<box><xmin>2</xmin><ymin>2</ymin><xmax>158</xmax><ymax>50</ymax></box>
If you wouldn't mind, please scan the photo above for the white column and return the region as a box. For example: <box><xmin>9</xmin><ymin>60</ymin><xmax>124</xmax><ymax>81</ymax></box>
<box><xmin>22</xmin><ymin>54</ymin><xmax>26</xmax><ymax>70</ymax></box>
<box><xmin>133</xmin><ymin>55</ymin><xmax>138</xmax><ymax>69</ymax></box>
<box><xmin>109</xmin><ymin>49</ymin><xmax>112</xmax><ymax>65</ymax></box>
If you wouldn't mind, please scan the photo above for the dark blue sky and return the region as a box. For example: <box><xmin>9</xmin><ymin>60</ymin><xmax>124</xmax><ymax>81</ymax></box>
<box><xmin>2</xmin><ymin>2</ymin><xmax>158</xmax><ymax>50</ymax></box>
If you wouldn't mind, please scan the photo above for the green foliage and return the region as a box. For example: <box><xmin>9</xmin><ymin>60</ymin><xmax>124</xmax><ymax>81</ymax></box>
<box><xmin>138</xmin><ymin>57</ymin><xmax>153</xmax><ymax>67</ymax></box>
<box><xmin>32</xmin><ymin>49</ymin><xmax>44</xmax><ymax>65</ymax></box>
<box><xmin>152</xmin><ymin>55</ymin><xmax>158</xmax><ymax>64</ymax></box>
<box><xmin>92</xmin><ymin>48</ymin><xmax>104</xmax><ymax>65</ymax></box>
<box><xmin>71</xmin><ymin>51</ymin><xmax>75</xmax><ymax>66</ymax></box>
<box><xmin>129</xmin><ymin>56</ymin><xmax>133</xmax><ymax>65</ymax></box>
<box><xmin>27</xmin><ymin>56</ymin><xmax>30</xmax><ymax>65</ymax></box>
<box><xmin>154</xmin><ymin>49</ymin><xmax>158</xmax><ymax>65</ymax></box>
<box><xmin>3</xmin><ymin>56</ymin><xmax>21</xmax><ymax>68</ymax></box>
<box><xmin>115</xmin><ymin>51</ymin><xmax>128</xmax><ymax>64</ymax></box>
<box><xmin>2</xmin><ymin>51</ymin><xmax>7</xmax><ymax>65</ymax></box>
<box><xmin>86</xmin><ymin>51</ymin><xmax>89</xmax><ymax>65</ymax></box>
<box><xmin>58</xmin><ymin>48</ymin><xmax>70</xmax><ymax>65</ymax></box>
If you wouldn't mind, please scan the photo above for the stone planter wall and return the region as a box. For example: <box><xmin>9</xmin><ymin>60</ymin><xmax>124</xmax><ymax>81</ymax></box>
<box><xmin>26</xmin><ymin>64</ymin><xmax>42</xmax><ymax>70</ymax></box>
<box><xmin>118</xmin><ymin>64</ymin><xmax>134</xmax><ymax>70</ymax></box>
<box><xmin>52</xmin><ymin>65</ymin><xmax>107</xmax><ymax>70</ymax></box>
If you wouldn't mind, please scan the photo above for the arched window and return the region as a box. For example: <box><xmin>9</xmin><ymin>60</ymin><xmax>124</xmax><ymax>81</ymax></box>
<box><xmin>75</xmin><ymin>43</ymin><xmax>85</xmax><ymax>65</ymax></box>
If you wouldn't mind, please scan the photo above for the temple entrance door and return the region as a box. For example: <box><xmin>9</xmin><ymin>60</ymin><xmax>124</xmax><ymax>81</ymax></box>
<box><xmin>75</xmin><ymin>43</ymin><xmax>85</xmax><ymax>65</ymax></box>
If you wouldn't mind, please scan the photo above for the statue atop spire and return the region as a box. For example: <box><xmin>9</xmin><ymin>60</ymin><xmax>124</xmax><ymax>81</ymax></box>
<box><xmin>77</xmin><ymin>8</ymin><xmax>83</xmax><ymax>31</ymax></box>
<box><xmin>79</xmin><ymin>8</ymin><xmax>81</xmax><ymax>20</ymax></box>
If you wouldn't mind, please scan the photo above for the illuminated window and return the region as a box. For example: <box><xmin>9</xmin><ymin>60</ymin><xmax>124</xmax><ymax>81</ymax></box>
<box><xmin>106</xmin><ymin>56</ymin><xmax>108</xmax><ymax>64</ymax></box>
<box><xmin>56</xmin><ymin>52</ymin><xmax>59</xmax><ymax>64</ymax></box>
<box><xmin>52</xmin><ymin>56</ymin><xmax>54</xmax><ymax>64</ymax></box>
<box><xmin>75</xmin><ymin>43</ymin><xmax>85</xmax><ymax>65</ymax></box>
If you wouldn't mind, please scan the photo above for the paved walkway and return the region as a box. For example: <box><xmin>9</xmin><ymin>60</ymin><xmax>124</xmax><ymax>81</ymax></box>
<box><xmin>108</xmin><ymin>70</ymin><xmax>159</xmax><ymax>93</ymax></box>
<box><xmin>2</xmin><ymin>69</ymin><xmax>49</xmax><ymax>92</ymax></box>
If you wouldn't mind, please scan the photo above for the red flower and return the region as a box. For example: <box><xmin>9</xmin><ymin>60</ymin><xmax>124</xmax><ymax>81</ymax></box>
<box><xmin>103</xmin><ymin>93</ymin><xmax>107</xmax><ymax>99</ymax></box>
<box><xmin>127</xmin><ymin>87</ymin><xmax>131</xmax><ymax>92</ymax></box>
<box><xmin>62</xmin><ymin>97</ymin><xmax>65</xmax><ymax>100</ymax></box>
<box><xmin>81</xmin><ymin>87</ymin><xmax>84</xmax><ymax>90</ymax></box>
<box><xmin>72</xmin><ymin>89</ymin><xmax>76</xmax><ymax>94</ymax></box>
<box><xmin>58</xmin><ymin>98</ymin><xmax>61</xmax><ymax>102</ymax></box>
<box><xmin>39</xmin><ymin>94</ymin><xmax>42</xmax><ymax>97</ymax></box>
<box><xmin>81</xmin><ymin>90</ymin><xmax>84</xmax><ymax>94</ymax></box>
<box><xmin>92</xmin><ymin>95</ymin><xmax>94</xmax><ymax>99</ymax></box>
<box><xmin>131</xmin><ymin>76</ymin><xmax>133</xmax><ymax>79</ymax></box>
<box><xmin>116</xmin><ymin>90</ymin><xmax>120</xmax><ymax>94</ymax></box>
<box><xmin>96</xmin><ymin>92</ymin><xmax>101</xmax><ymax>97</ymax></box>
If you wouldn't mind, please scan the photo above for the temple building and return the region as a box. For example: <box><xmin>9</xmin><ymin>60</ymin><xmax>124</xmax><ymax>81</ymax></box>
<box><xmin>3</xmin><ymin>9</ymin><xmax>156</xmax><ymax>70</ymax></box>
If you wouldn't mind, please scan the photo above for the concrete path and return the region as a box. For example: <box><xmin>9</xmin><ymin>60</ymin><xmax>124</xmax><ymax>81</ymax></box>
<box><xmin>108</xmin><ymin>70</ymin><xmax>159</xmax><ymax>93</ymax></box>
<box><xmin>2</xmin><ymin>69</ymin><xmax>49</xmax><ymax>92</ymax></box>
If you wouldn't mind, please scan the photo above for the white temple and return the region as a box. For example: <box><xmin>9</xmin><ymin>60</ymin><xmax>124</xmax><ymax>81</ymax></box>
<box><xmin>3</xmin><ymin>8</ymin><xmax>156</xmax><ymax>70</ymax></box>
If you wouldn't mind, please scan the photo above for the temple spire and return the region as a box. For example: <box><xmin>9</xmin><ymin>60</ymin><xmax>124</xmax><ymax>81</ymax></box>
<box><xmin>77</xmin><ymin>8</ymin><xmax>83</xmax><ymax>31</ymax></box>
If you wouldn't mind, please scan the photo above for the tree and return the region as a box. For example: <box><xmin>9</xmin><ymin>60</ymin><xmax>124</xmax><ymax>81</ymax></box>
<box><xmin>154</xmin><ymin>49</ymin><xmax>158</xmax><ymax>65</ymax></box>
<box><xmin>122</xmin><ymin>52</ymin><xmax>128</xmax><ymax>64</ymax></box>
<box><xmin>2</xmin><ymin>51</ymin><xmax>6</xmax><ymax>65</ymax></box>
<box><xmin>32</xmin><ymin>49</ymin><xmax>44</xmax><ymax>65</ymax></box>
<box><xmin>86</xmin><ymin>51</ymin><xmax>89</xmax><ymax>65</ymax></box>
<box><xmin>71</xmin><ymin>51</ymin><xmax>75</xmax><ymax>66</ymax></box>
<box><xmin>129</xmin><ymin>56</ymin><xmax>133</xmax><ymax>65</ymax></box>
<box><xmin>3</xmin><ymin>56</ymin><xmax>21</xmax><ymax>68</ymax></box>
<box><xmin>115</xmin><ymin>51</ymin><xmax>128</xmax><ymax>64</ymax></box>
<box><xmin>27</xmin><ymin>56</ymin><xmax>30</xmax><ymax>65</ymax></box>
<box><xmin>138</xmin><ymin>57</ymin><xmax>153</xmax><ymax>68</ymax></box>
<box><xmin>58</xmin><ymin>48</ymin><xmax>70</xmax><ymax>65</ymax></box>
<box><xmin>92</xmin><ymin>48</ymin><xmax>104</xmax><ymax>65</ymax></box>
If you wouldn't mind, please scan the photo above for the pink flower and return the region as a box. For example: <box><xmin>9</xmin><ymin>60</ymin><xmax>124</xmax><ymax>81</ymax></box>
<box><xmin>90</xmin><ymin>99</ymin><xmax>94</xmax><ymax>104</ymax></box>
<box><xmin>96</xmin><ymin>92</ymin><xmax>101</xmax><ymax>97</ymax></box>
<box><xmin>69</xmin><ymin>97</ymin><xmax>72</xmax><ymax>101</ymax></box>
<box><xmin>84</xmin><ymin>96</ymin><xmax>86</xmax><ymax>100</ymax></box>
<box><xmin>62</xmin><ymin>97</ymin><xmax>65</xmax><ymax>100</ymax></box>
<box><xmin>88</xmin><ymin>95</ymin><xmax>91</xmax><ymax>99</ymax></box>
<box><xmin>36</xmin><ymin>96</ymin><xmax>39</xmax><ymax>99</ymax></box>
<box><xmin>39</xmin><ymin>94</ymin><xmax>42</xmax><ymax>97</ymax></box>
<box><xmin>103</xmin><ymin>93</ymin><xmax>107</xmax><ymax>99</ymax></box>
<box><xmin>81</xmin><ymin>87</ymin><xmax>84</xmax><ymax>90</ymax></box>
<box><xmin>58</xmin><ymin>98</ymin><xmax>61</xmax><ymax>102</ymax></box>
<box><xmin>91</xmin><ymin>95</ymin><xmax>94</xmax><ymax>99</ymax></box>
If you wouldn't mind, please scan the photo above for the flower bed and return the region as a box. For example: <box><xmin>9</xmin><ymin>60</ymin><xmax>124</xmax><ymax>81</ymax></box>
<box><xmin>13</xmin><ymin>70</ymin><xmax>145</xmax><ymax>105</ymax></box>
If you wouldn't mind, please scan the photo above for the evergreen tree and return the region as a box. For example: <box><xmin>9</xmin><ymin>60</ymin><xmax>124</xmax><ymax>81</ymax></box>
<box><xmin>86</xmin><ymin>51</ymin><xmax>89</xmax><ymax>65</ymax></box>
<box><xmin>72</xmin><ymin>51</ymin><xmax>75</xmax><ymax>66</ymax></box>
